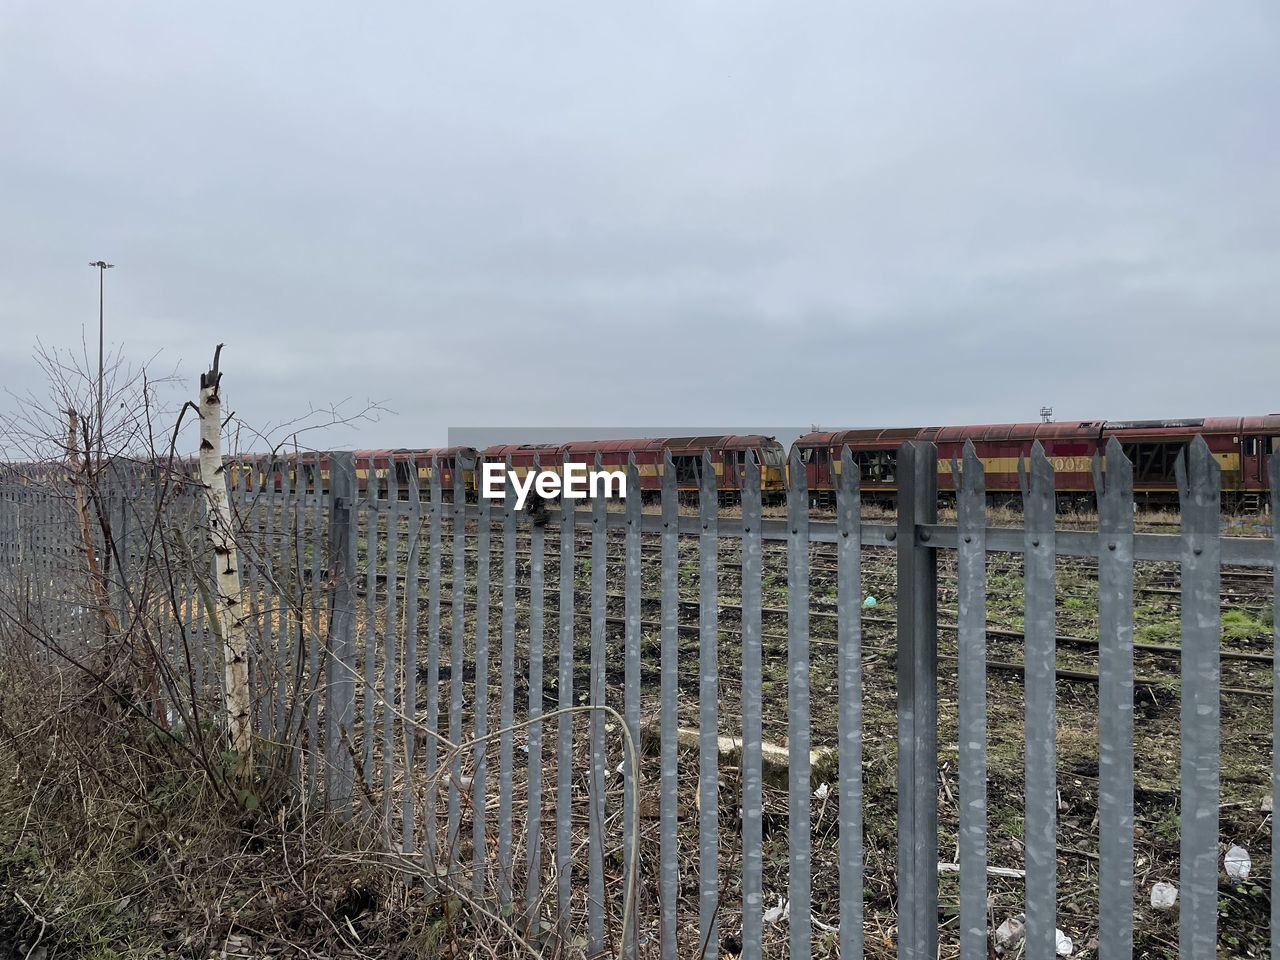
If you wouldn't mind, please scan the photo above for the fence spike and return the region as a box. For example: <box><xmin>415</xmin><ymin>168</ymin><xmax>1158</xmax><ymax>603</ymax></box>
<box><xmin>697</xmin><ymin>448</ymin><xmax>719</xmax><ymax>956</ymax></box>
<box><xmin>837</xmin><ymin>445</ymin><xmax>864</xmax><ymax>960</ymax></box>
<box><xmin>1024</xmin><ymin>441</ymin><xmax>1058</xmax><ymax>959</ymax></box>
<box><xmin>424</xmin><ymin>456</ymin><xmax>442</xmax><ymax>867</ymax></box>
<box><xmin>1097</xmin><ymin>435</ymin><xmax>1134</xmax><ymax>959</ymax></box>
<box><xmin>787</xmin><ymin>443</ymin><xmax>812</xmax><ymax>959</ymax></box>
<box><xmin>956</xmin><ymin>440</ymin><xmax>987</xmax><ymax>960</ymax></box>
<box><xmin>526</xmin><ymin>452</ymin><xmax>545</xmax><ymax>916</ymax></box>
<box><xmin>659</xmin><ymin>447</ymin><xmax>679</xmax><ymax>958</ymax></box>
<box><xmin>1179</xmin><ymin>435</ymin><xmax>1221</xmax><ymax>960</ymax></box>
<box><xmin>622</xmin><ymin>451</ymin><xmax>642</xmax><ymax>960</ymax></box>
<box><xmin>556</xmin><ymin>450</ymin><xmax>576</xmax><ymax>937</ymax></box>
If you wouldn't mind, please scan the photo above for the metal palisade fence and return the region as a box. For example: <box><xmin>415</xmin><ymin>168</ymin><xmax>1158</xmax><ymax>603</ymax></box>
<box><xmin>0</xmin><ymin>437</ymin><xmax>1277</xmax><ymax>959</ymax></box>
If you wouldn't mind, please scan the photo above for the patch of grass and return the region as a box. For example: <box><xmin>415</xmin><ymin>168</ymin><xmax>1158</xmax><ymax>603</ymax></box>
<box><xmin>1222</xmin><ymin>609</ymin><xmax>1270</xmax><ymax>642</ymax></box>
<box><xmin>1135</xmin><ymin>603</ymin><xmax>1181</xmax><ymax>645</ymax></box>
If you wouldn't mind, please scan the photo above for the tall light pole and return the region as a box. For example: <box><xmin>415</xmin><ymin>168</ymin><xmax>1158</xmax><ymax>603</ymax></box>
<box><xmin>89</xmin><ymin>260</ymin><xmax>114</xmax><ymax>467</ymax></box>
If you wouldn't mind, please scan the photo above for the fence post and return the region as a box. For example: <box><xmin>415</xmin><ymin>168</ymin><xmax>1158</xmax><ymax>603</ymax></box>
<box><xmin>896</xmin><ymin>441</ymin><xmax>938</xmax><ymax>960</ymax></box>
<box><xmin>325</xmin><ymin>452</ymin><xmax>357</xmax><ymax>813</ymax></box>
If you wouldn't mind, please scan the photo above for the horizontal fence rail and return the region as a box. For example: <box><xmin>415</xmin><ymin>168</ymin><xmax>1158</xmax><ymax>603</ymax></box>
<box><xmin>0</xmin><ymin>436</ymin><xmax>1276</xmax><ymax>959</ymax></box>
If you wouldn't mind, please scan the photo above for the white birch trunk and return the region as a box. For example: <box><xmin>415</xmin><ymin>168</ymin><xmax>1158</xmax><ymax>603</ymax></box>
<box><xmin>197</xmin><ymin>346</ymin><xmax>252</xmax><ymax>762</ymax></box>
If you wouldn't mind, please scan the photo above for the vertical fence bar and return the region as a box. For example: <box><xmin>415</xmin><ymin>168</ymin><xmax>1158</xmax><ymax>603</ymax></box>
<box><xmin>287</xmin><ymin>459</ymin><xmax>304</xmax><ymax>780</ymax></box>
<box><xmin>425</xmin><ymin>459</ymin><xmax>442</xmax><ymax>866</ymax></box>
<box><xmin>896</xmin><ymin>441</ymin><xmax>938</xmax><ymax>960</ymax></box>
<box><xmin>236</xmin><ymin>461</ymin><xmax>251</xmax><ymax>728</ymax></box>
<box><xmin>326</xmin><ymin>453</ymin><xmax>358</xmax><ymax>812</ymax></box>
<box><xmin>246</xmin><ymin>464</ymin><xmax>262</xmax><ymax>733</ymax></box>
<box><xmin>698</xmin><ymin>450</ymin><xmax>719</xmax><ymax>957</ymax></box>
<box><xmin>787</xmin><ymin>445</ymin><xmax>812</xmax><ymax>960</ymax></box>
<box><xmin>362</xmin><ymin>456</ymin><xmax>378</xmax><ymax>787</ymax></box>
<box><xmin>381</xmin><ymin>460</ymin><xmax>400</xmax><ymax>820</ymax></box>
<box><xmin>402</xmin><ymin>463</ymin><xmax>421</xmax><ymax>848</ymax></box>
<box><xmin>955</xmin><ymin>442</ymin><xmax>987</xmax><ymax>960</ymax></box>
<box><xmin>473</xmin><ymin>483</ymin><xmax>492</xmax><ymax>895</ymax></box>
<box><xmin>498</xmin><ymin>462</ymin><xmax>516</xmax><ymax>907</ymax></box>
<box><xmin>308</xmin><ymin>454</ymin><xmax>324</xmax><ymax>790</ymax></box>
<box><xmin>276</xmin><ymin>459</ymin><xmax>293</xmax><ymax>739</ymax></box>
<box><xmin>526</xmin><ymin>460</ymin><xmax>546</xmax><ymax>916</ymax></box>
<box><xmin>1021</xmin><ymin>442</ymin><xmax>1057</xmax><ymax>959</ymax></box>
<box><xmin>740</xmin><ymin>452</ymin><xmax>764</xmax><ymax>960</ymax></box>
<box><xmin>261</xmin><ymin>462</ymin><xmax>277</xmax><ymax>732</ymax></box>
<box><xmin>622</xmin><ymin>454</ymin><xmax>641</xmax><ymax>960</ymax></box>
<box><xmin>1177</xmin><ymin>436</ymin><xmax>1221</xmax><ymax>960</ymax></box>
<box><xmin>1096</xmin><ymin>438</ymin><xmax>1134</xmax><ymax>959</ymax></box>
<box><xmin>1271</xmin><ymin>450</ymin><xmax>1279</xmax><ymax>960</ymax></box>
<box><xmin>448</xmin><ymin>466</ymin><xmax>467</xmax><ymax>860</ymax></box>
<box><xmin>587</xmin><ymin>455</ymin><xmax>608</xmax><ymax>954</ymax></box>
<box><xmin>837</xmin><ymin>447</ymin><xmax>864</xmax><ymax>960</ymax></box>
<box><xmin>660</xmin><ymin>448</ymin><xmax>679</xmax><ymax>958</ymax></box>
<box><xmin>556</xmin><ymin>457</ymin><xmax>576</xmax><ymax>934</ymax></box>
<box><xmin>193</xmin><ymin>499</ymin><xmax>207</xmax><ymax>705</ymax></box>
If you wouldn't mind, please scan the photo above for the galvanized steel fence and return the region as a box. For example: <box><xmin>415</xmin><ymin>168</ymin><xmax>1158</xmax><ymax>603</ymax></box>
<box><xmin>1</xmin><ymin>437</ymin><xmax>1278</xmax><ymax>959</ymax></box>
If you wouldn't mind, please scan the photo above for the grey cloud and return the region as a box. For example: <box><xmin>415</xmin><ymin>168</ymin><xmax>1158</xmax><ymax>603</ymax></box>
<box><xmin>2</xmin><ymin>2</ymin><xmax>1277</xmax><ymax>452</ymax></box>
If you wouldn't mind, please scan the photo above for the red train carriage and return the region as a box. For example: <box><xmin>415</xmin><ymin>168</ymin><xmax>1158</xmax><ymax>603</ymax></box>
<box><xmin>925</xmin><ymin>421</ymin><xmax>1104</xmax><ymax>505</ymax></box>
<box><xmin>1104</xmin><ymin>416</ymin><xmax>1280</xmax><ymax>507</ymax></box>
<box><xmin>478</xmin><ymin>443</ymin><xmax>564</xmax><ymax>480</ymax></box>
<box><xmin>796</xmin><ymin>415</ymin><xmax>1280</xmax><ymax>508</ymax></box>
<box><xmin>479</xmin><ymin>435</ymin><xmax>786</xmax><ymax>502</ymax></box>
<box><xmin>235</xmin><ymin>451</ymin><xmax>331</xmax><ymax>494</ymax></box>
<box><xmin>355</xmin><ymin>447</ymin><xmax>478</xmax><ymax>500</ymax></box>
<box><xmin>793</xmin><ymin>426</ymin><xmax>924</xmax><ymax>504</ymax></box>
<box><xmin>558</xmin><ymin>435</ymin><xmax>786</xmax><ymax>500</ymax></box>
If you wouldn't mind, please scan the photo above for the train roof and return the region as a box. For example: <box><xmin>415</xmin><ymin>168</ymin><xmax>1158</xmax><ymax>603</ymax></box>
<box><xmin>799</xmin><ymin>421</ymin><xmax>1105</xmax><ymax>447</ymax></box>
<box><xmin>794</xmin><ymin>427</ymin><xmax>923</xmax><ymax>448</ymax></box>
<box><xmin>479</xmin><ymin>442</ymin><xmax>563</xmax><ymax>459</ymax></box>
<box><xmin>923</xmin><ymin>421</ymin><xmax>1104</xmax><ymax>443</ymax></box>
<box><xmin>493</xmin><ymin>435</ymin><xmax>782</xmax><ymax>458</ymax></box>
<box><xmin>1103</xmin><ymin>416</ymin><xmax>1280</xmax><ymax>437</ymax></box>
<box><xmin>352</xmin><ymin>447</ymin><xmax>477</xmax><ymax>464</ymax></box>
<box><xmin>560</xmin><ymin>435</ymin><xmax>778</xmax><ymax>458</ymax></box>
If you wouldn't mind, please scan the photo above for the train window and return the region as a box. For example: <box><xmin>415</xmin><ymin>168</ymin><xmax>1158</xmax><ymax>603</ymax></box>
<box><xmin>853</xmin><ymin>449</ymin><xmax>896</xmax><ymax>483</ymax></box>
<box><xmin>1121</xmin><ymin>442</ymin><xmax>1185</xmax><ymax>483</ymax></box>
<box><xmin>760</xmin><ymin>445</ymin><xmax>785</xmax><ymax>467</ymax></box>
<box><xmin>673</xmin><ymin>455</ymin><xmax>702</xmax><ymax>485</ymax></box>
<box><xmin>800</xmin><ymin>448</ymin><xmax>815</xmax><ymax>464</ymax></box>
<box><xmin>394</xmin><ymin>460</ymin><xmax>414</xmax><ymax>486</ymax></box>
<box><xmin>1244</xmin><ymin>437</ymin><xmax>1259</xmax><ymax>457</ymax></box>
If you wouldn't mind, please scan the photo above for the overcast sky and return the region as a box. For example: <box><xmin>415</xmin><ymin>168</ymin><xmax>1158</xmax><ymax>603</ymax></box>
<box><xmin>2</xmin><ymin>3</ymin><xmax>1277</xmax><ymax>452</ymax></box>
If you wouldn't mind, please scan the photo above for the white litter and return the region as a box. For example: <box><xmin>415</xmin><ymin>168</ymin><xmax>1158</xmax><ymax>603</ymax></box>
<box><xmin>994</xmin><ymin>915</ymin><xmax>1025</xmax><ymax>952</ymax></box>
<box><xmin>814</xmin><ymin>783</ymin><xmax>831</xmax><ymax>800</ymax></box>
<box><xmin>1150</xmin><ymin>881</ymin><xmax>1178</xmax><ymax>910</ymax></box>
<box><xmin>763</xmin><ymin>898</ymin><xmax>790</xmax><ymax>924</ymax></box>
<box><xmin>1225</xmin><ymin>844</ymin><xmax>1252</xmax><ymax>881</ymax></box>
<box><xmin>1055</xmin><ymin>929</ymin><xmax>1073</xmax><ymax>956</ymax></box>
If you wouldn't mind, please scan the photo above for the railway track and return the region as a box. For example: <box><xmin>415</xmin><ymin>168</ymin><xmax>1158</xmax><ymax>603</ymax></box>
<box><xmin>346</xmin><ymin>571</ymin><xmax>1276</xmax><ymax>698</ymax></box>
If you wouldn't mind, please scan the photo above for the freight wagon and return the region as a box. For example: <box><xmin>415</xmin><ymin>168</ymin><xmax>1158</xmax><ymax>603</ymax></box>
<box><xmin>795</xmin><ymin>415</ymin><xmax>1280</xmax><ymax>508</ymax></box>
